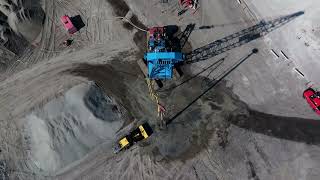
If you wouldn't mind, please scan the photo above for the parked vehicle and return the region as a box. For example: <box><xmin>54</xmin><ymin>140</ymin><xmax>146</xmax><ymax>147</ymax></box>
<box><xmin>303</xmin><ymin>88</ymin><xmax>320</xmax><ymax>115</ymax></box>
<box><xmin>113</xmin><ymin>122</ymin><xmax>153</xmax><ymax>153</ymax></box>
<box><xmin>60</xmin><ymin>15</ymin><xmax>78</xmax><ymax>34</ymax></box>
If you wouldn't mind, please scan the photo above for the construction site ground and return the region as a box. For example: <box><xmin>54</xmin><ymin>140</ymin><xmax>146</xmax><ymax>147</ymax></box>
<box><xmin>0</xmin><ymin>0</ymin><xmax>320</xmax><ymax>179</ymax></box>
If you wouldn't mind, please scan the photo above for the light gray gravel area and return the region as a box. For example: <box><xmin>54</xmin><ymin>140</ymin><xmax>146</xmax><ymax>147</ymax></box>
<box><xmin>236</xmin><ymin>0</ymin><xmax>320</xmax><ymax>118</ymax></box>
<box><xmin>21</xmin><ymin>82</ymin><xmax>124</xmax><ymax>174</ymax></box>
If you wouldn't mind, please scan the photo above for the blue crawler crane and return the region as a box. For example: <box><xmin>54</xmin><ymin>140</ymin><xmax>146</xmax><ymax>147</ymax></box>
<box><xmin>138</xmin><ymin>26</ymin><xmax>185</xmax><ymax>81</ymax></box>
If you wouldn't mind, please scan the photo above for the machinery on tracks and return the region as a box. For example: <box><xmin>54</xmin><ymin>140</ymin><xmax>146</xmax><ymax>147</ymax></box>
<box><xmin>113</xmin><ymin>122</ymin><xmax>153</xmax><ymax>154</ymax></box>
<box><xmin>138</xmin><ymin>26</ymin><xmax>185</xmax><ymax>88</ymax></box>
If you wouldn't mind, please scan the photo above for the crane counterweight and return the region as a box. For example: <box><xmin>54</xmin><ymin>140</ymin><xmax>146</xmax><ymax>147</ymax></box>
<box><xmin>139</xmin><ymin>26</ymin><xmax>185</xmax><ymax>82</ymax></box>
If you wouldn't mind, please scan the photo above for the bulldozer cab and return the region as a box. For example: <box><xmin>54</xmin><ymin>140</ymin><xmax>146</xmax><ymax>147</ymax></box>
<box><xmin>113</xmin><ymin>122</ymin><xmax>153</xmax><ymax>154</ymax></box>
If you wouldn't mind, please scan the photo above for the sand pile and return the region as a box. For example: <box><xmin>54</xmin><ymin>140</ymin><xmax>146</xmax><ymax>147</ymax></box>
<box><xmin>21</xmin><ymin>82</ymin><xmax>124</xmax><ymax>174</ymax></box>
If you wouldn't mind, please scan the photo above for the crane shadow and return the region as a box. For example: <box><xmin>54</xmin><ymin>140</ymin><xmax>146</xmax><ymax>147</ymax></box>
<box><xmin>158</xmin><ymin>56</ymin><xmax>225</xmax><ymax>92</ymax></box>
<box><xmin>229</xmin><ymin>110</ymin><xmax>320</xmax><ymax>145</ymax></box>
<box><xmin>196</xmin><ymin>13</ymin><xmax>303</xmax><ymax>30</ymax></box>
<box><xmin>166</xmin><ymin>48</ymin><xmax>258</xmax><ymax>125</ymax></box>
<box><xmin>166</xmin><ymin>23</ymin><xmax>196</xmax><ymax>52</ymax></box>
<box><xmin>186</xmin><ymin>11</ymin><xmax>304</xmax><ymax>64</ymax></box>
<box><xmin>165</xmin><ymin>23</ymin><xmax>195</xmax><ymax>76</ymax></box>
<box><xmin>177</xmin><ymin>23</ymin><xmax>196</xmax><ymax>51</ymax></box>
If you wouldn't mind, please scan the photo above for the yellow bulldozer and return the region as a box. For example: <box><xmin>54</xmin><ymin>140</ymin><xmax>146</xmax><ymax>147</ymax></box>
<box><xmin>113</xmin><ymin>122</ymin><xmax>153</xmax><ymax>153</ymax></box>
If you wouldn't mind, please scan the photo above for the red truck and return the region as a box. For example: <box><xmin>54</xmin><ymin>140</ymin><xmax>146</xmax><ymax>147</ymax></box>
<box><xmin>60</xmin><ymin>15</ymin><xmax>78</xmax><ymax>34</ymax></box>
<box><xmin>303</xmin><ymin>88</ymin><xmax>320</xmax><ymax>115</ymax></box>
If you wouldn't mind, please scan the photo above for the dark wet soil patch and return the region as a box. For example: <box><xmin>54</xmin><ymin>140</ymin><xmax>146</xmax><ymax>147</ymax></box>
<box><xmin>66</xmin><ymin>49</ymin><xmax>320</xmax><ymax>165</ymax></box>
<box><xmin>247</xmin><ymin>160</ymin><xmax>260</xmax><ymax>180</ymax></box>
<box><xmin>106</xmin><ymin>0</ymin><xmax>147</xmax><ymax>33</ymax></box>
<box><xmin>0</xmin><ymin>160</ymin><xmax>9</xmax><ymax>180</ymax></box>
<box><xmin>145</xmin><ymin>77</ymin><xmax>239</xmax><ymax>161</ymax></box>
<box><xmin>133</xmin><ymin>30</ymin><xmax>147</xmax><ymax>55</ymax></box>
<box><xmin>123</xmin><ymin>14</ymin><xmax>148</xmax><ymax>31</ymax></box>
<box><xmin>107</xmin><ymin>0</ymin><xmax>148</xmax><ymax>38</ymax></box>
<box><xmin>122</xmin><ymin>21</ymin><xmax>134</xmax><ymax>31</ymax></box>
<box><xmin>215</xmin><ymin>120</ymin><xmax>230</xmax><ymax>149</ymax></box>
<box><xmin>208</xmin><ymin>102</ymin><xmax>222</xmax><ymax>111</ymax></box>
<box><xmin>66</xmin><ymin>62</ymin><xmax>142</xmax><ymax>120</ymax></box>
<box><xmin>84</xmin><ymin>83</ymin><xmax>120</xmax><ymax>122</ymax></box>
<box><xmin>67</xmin><ymin>63</ymin><xmax>127</xmax><ymax>99</ymax></box>
<box><xmin>65</xmin><ymin>57</ymin><xmax>158</xmax><ymax>125</ymax></box>
<box><xmin>4</xmin><ymin>31</ymin><xmax>29</xmax><ymax>55</ymax></box>
<box><xmin>150</xmin><ymin>65</ymin><xmax>320</xmax><ymax>161</ymax></box>
<box><xmin>127</xmin><ymin>15</ymin><xmax>147</xmax><ymax>57</ymax></box>
<box><xmin>105</xmin><ymin>0</ymin><xmax>130</xmax><ymax>17</ymax></box>
<box><xmin>204</xmin><ymin>94</ymin><xmax>225</xmax><ymax>105</ymax></box>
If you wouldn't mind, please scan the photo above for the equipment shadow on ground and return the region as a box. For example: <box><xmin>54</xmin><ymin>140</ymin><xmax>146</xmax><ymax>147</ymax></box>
<box><xmin>229</xmin><ymin>110</ymin><xmax>320</xmax><ymax>145</ymax></box>
<box><xmin>71</xmin><ymin>15</ymin><xmax>85</xmax><ymax>31</ymax></box>
<box><xmin>186</xmin><ymin>11</ymin><xmax>304</xmax><ymax>64</ymax></box>
<box><xmin>166</xmin><ymin>49</ymin><xmax>259</xmax><ymax>125</ymax></box>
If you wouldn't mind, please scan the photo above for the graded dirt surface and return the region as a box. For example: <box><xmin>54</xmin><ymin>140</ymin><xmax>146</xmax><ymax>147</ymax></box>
<box><xmin>1</xmin><ymin>0</ymin><xmax>320</xmax><ymax>180</ymax></box>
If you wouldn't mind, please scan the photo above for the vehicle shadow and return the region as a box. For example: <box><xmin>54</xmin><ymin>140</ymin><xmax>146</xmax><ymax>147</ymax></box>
<box><xmin>71</xmin><ymin>15</ymin><xmax>85</xmax><ymax>31</ymax></box>
<box><xmin>186</xmin><ymin>11</ymin><xmax>304</xmax><ymax>64</ymax></box>
<box><xmin>228</xmin><ymin>109</ymin><xmax>320</xmax><ymax>145</ymax></box>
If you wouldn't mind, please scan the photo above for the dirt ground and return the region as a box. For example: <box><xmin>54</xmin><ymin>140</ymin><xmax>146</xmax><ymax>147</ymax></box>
<box><xmin>0</xmin><ymin>0</ymin><xmax>320</xmax><ymax>179</ymax></box>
